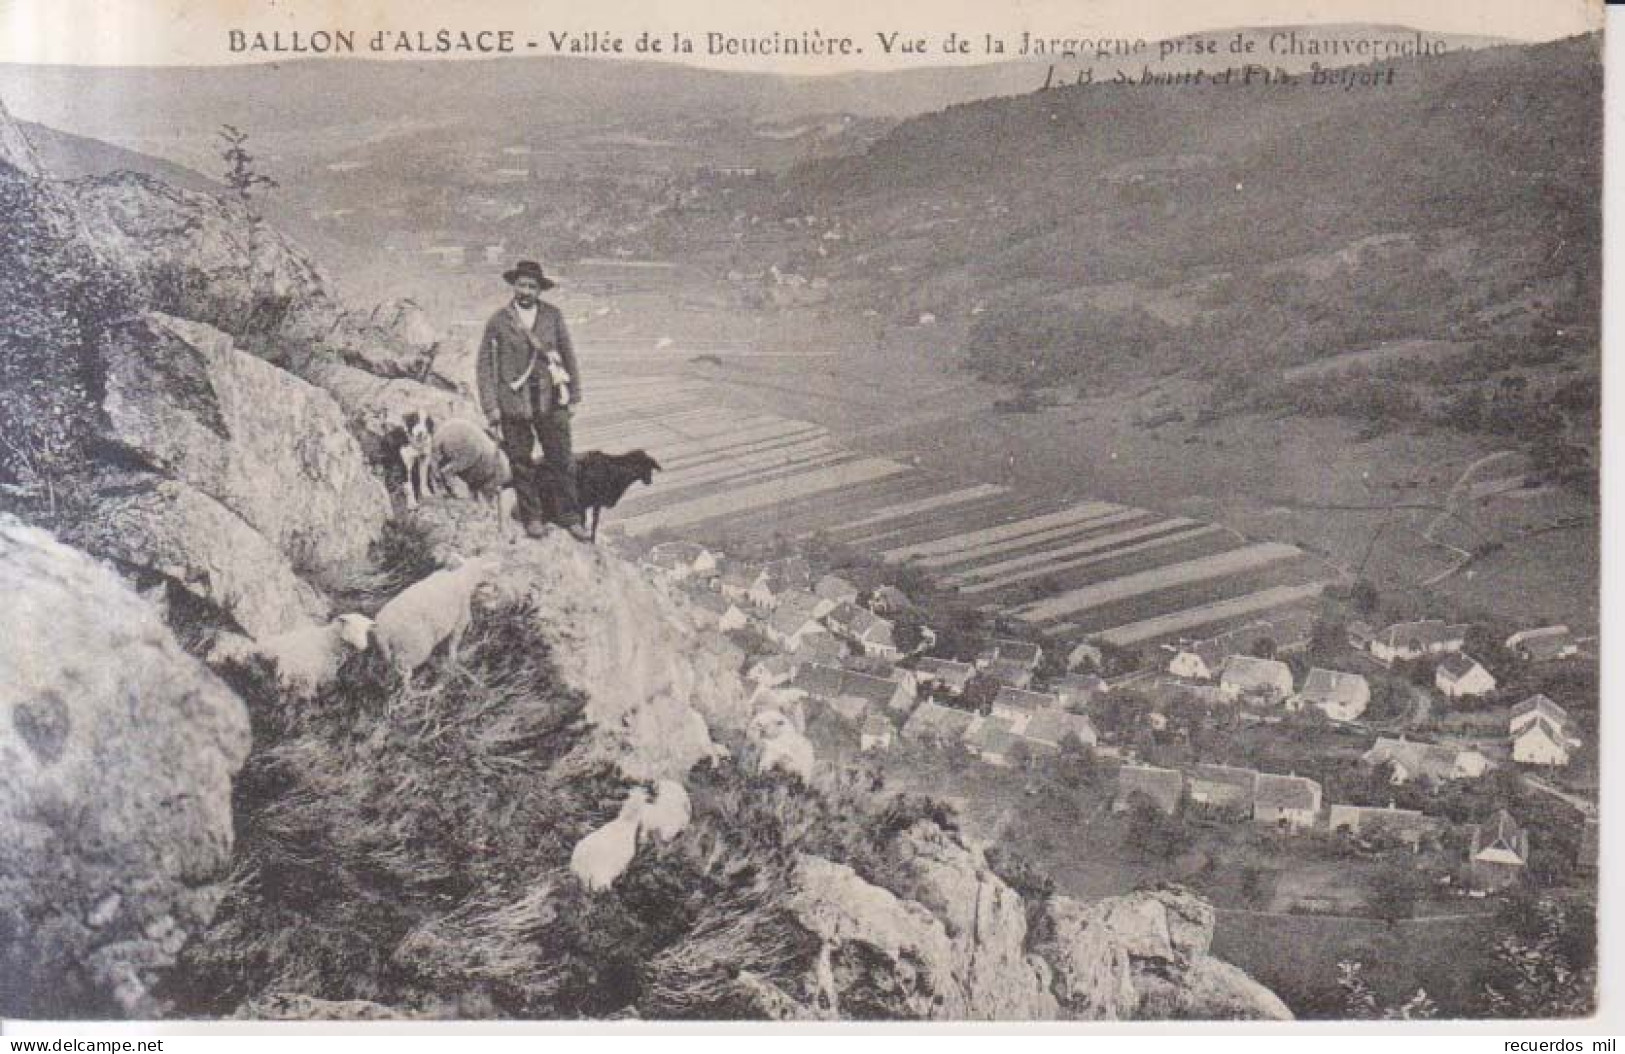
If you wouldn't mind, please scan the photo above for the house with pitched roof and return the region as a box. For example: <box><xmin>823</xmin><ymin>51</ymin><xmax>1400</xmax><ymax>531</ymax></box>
<box><xmin>1188</xmin><ymin>764</ymin><xmax>1259</xmax><ymax>811</ymax></box>
<box><xmin>747</xmin><ymin>654</ymin><xmax>799</xmax><ymax>689</ymax></box>
<box><xmin>1362</xmin><ymin>737</ymin><xmax>1492</xmax><ymax>783</ymax></box>
<box><xmin>1467</xmin><ymin>809</ymin><xmax>1528</xmax><ymax>889</ymax></box>
<box><xmin>813</xmin><ymin>574</ymin><xmax>860</xmax><ymax>612</ymax></box>
<box><xmin>1167</xmin><ymin>639</ymin><xmax>1229</xmax><ymax>681</ymax></box>
<box><xmin>977</xmin><ymin>638</ymin><xmax>1044</xmax><ymax>672</ymax></box>
<box><xmin>790</xmin><ymin>633</ymin><xmax>846</xmax><ymax>668</ymax></box>
<box><xmin>1294</xmin><ymin>668</ymin><xmax>1371</xmax><ymax>722</ymax></box>
<box><xmin>1218</xmin><ymin>655</ymin><xmax>1294</xmax><ymax>704</ymax></box>
<box><xmin>1436</xmin><ymin>654</ymin><xmax>1496</xmax><ymax>699</ymax></box>
<box><xmin>1022</xmin><ymin>708</ymin><xmax>1098</xmax><ymax>752</ymax></box>
<box><xmin>1115</xmin><ymin>765</ymin><xmax>1185</xmax><ymax>815</ymax></box>
<box><xmin>688</xmin><ymin>590</ymin><xmax>749</xmax><ymax>633</ymax></box>
<box><xmin>1369</xmin><ymin>619</ymin><xmax>1469</xmax><ymax>666</ymax></box>
<box><xmin>1505</xmin><ymin>625</ymin><xmax>1579</xmax><ymax>663</ymax></box>
<box><xmin>1052</xmin><ymin>672</ymin><xmax>1108</xmax><ymax>710</ymax></box>
<box><xmin>748</xmin><ymin>557</ymin><xmax>813</xmax><ymax>610</ymax></box>
<box><xmin>642</xmin><ymin>541</ymin><xmax>719</xmax><ymax>582</ymax></box>
<box><xmin>1510</xmin><ymin>696</ymin><xmax>1581</xmax><ymax>767</ymax></box>
<box><xmin>982</xmin><ymin>658</ymin><xmax>1036</xmax><ymax>689</ymax></box>
<box><xmin>860</xmin><ymin>711</ymin><xmax>896</xmax><ymax>753</ymax></box>
<box><xmin>1329</xmin><ymin>803</ymin><xmax>1438</xmax><ymax>849</ymax></box>
<box><xmin>718</xmin><ymin>562</ymin><xmax>762</xmax><ymax>602</ymax></box>
<box><xmin>902</xmin><ymin>700</ymin><xmax>977</xmax><ymax>745</ymax></box>
<box><xmin>916</xmin><ymin>657</ymin><xmax>976</xmax><ymax>695</ymax></box>
<box><xmin>990</xmin><ymin>686</ymin><xmax>1059</xmax><ymax>732</ymax></box>
<box><xmin>767</xmin><ymin>591</ymin><xmax>832</xmax><ymax>652</ymax></box>
<box><xmin>964</xmin><ymin>715</ymin><xmax>1019</xmax><ymax>766</ymax></box>
<box><xmin>791</xmin><ymin>663</ymin><xmax>912</xmax><ymax>719</ymax></box>
<box><xmin>1253</xmin><ymin>773</ymin><xmax>1322</xmax><ymax>829</ymax></box>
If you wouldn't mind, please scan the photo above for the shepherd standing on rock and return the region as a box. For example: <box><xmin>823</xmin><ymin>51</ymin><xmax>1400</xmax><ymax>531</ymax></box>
<box><xmin>477</xmin><ymin>259</ymin><xmax>591</xmax><ymax>542</ymax></box>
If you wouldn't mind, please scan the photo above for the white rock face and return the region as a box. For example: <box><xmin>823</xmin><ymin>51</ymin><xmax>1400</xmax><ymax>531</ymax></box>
<box><xmin>0</xmin><ymin>517</ymin><xmax>250</xmax><ymax>1017</ymax></box>
<box><xmin>99</xmin><ymin>312</ymin><xmax>391</xmax><ymax>582</ymax></box>
<box><xmin>70</xmin><ymin>473</ymin><xmax>329</xmax><ymax>639</ymax></box>
<box><xmin>1039</xmin><ymin>889</ymin><xmax>1294</xmax><ymax>1021</ymax></box>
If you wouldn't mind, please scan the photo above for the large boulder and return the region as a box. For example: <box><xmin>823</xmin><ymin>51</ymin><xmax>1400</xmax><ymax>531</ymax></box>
<box><xmin>341</xmin><ymin>298</ymin><xmax>441</xmax><ymax>378</ymax></box>
<box><xmin>100</xmin><ymin>312</ymin><xmax>390</xmax><ymax>581</ymax></box>
<box><xmin>1038</xmin><ymin>889</ymin><xmax>1293</xmax><ymax>1021</ymax></box>
<box><xmin>0</xmin><ymin>517</ymin><xmax>250</xmax><ymax>1017</ymax></box>
<box><xmin>66</xmin><ymin>172</ymin><xmax>420</xmax><ymax>374</ymax></box>
<box><xmin>67</xmin><ymin>472</ymin><xmax>329</xmax><ymax>639</ymax></box>
<box><xmin>0</xmin><ymin>94</ymin><xmax>43</xmax><ymax>179</ymax></box>
<box><xmin>786</xmin><ymin>854</ymin><xmax>964</xmax><ymax>1020</ymax></box>
<box><xmin>892</xmin><ymin>823</ymin><xmax>1057</xmax><ymax>1019</ymax></box>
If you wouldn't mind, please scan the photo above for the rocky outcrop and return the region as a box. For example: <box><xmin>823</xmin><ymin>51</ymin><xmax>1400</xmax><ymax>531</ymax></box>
<box><xmin>0</xmin><ymin>95</ymin><xmax>43</xmax><ymax>179</ymax></box>
<box><xmin>344</xmin><ymin>298</ymin><xmax>440</xmax><ymax>378</ymax></box>
<box><xmin>0</xmin><ymin>516</ymin><xmax>250</xmax><ymax>1017</ymax></box>
<box><xmin>100</xmin><ymin>313</ymin><xmax>391</xmax><ymax>581</ymax></box>
<box><xmin>409</xmin><ymin>504</ymin><xmax>749</xmax><ymax>780</ymax></box>
<box><xmin>1038</xmin><ymin>889</ymin><xmax>1293</xmax><ymax>1021</ymax></box>
<box><xmin>298</xmin><ymin>359</ymin><xmax>476</xmax><ymax>467</ymax></box>
<box><xmin>65</xmin><ymin>172</ymin><xmax>424</xmax><ymax>374</ymax></box>
<box><xmin>787</xmin><ymin>854</ymin><xmax>963</xmax><ymax>1019</ymax></box>
<box><xmin>893</xmin><ymin>823</ymin><xmax>1057</xmax><ymax>1018</ymax></box>
<box><xmin>67</xmin><ymin>473</ymin><xmax>329</xmax><ymax>639</ymax></box>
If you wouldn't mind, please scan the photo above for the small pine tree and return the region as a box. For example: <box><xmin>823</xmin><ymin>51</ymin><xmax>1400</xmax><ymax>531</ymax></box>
<box><xmin>218</xmin><ymin>124</ymin><xmax>277</xmax><ymax>214</ymax></box>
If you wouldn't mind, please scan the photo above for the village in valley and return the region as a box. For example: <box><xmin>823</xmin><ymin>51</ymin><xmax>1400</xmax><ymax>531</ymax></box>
<box><xmin>634</xmin><ymin>529</ymin><xmax>1597</xmax><ymax>950</ymax></box>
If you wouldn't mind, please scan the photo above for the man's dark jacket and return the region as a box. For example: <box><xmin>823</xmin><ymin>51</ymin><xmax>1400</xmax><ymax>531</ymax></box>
<box><xmin>476</xmin><ymin>300</ymin><xmax>582</xmax><ymax>422</ymax></box>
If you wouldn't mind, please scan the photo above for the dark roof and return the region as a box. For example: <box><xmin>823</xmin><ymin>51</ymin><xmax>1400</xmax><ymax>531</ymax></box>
<box><xmin>1117</xmin><ymin>765</ymin><xmax>1184</xmax><ymax>808</ymax></box>
<box><xmin>1437</xmin><ymin>653</ymin><xmax>1488</xmax><ymax>681</ymax></box>
<box><xmin>1254</xmin><ymin>774</ymin><xmax>1321</xmax><ymax>811</ymax></box>
<box><xmin>1301</xmin><ymin>668</ymin><xmax>1368</xmax><ymax>706</ymax></box>
<box><xmin>1511</xmin><ymin>694</ymin><xmax>1568</xmax><ymax>724</ymax></box>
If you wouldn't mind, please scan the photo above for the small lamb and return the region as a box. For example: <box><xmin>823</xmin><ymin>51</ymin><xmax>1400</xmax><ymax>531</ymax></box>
<box><xmin>749</xmin><ymin>709</ymin><xmax>816</xmax><ymax>782</ymax></box>
<box><xmin>371</xmin><ymin>554</ymin><xmax>500</xmax><ymax>676</ymax></box>
<box><xmin>640</xmin><ymin>778</ymin><xmax>692</xmax><ymax>843</ymax></box>
<box><xmin>221</xmin><ymin>614</ymin><xmax>375</xmax><ymax>699</ymax></box>
<box><xmin>569</xmin><ymin>788</ymin><xmax>650</xmax><ymax>893</ymax></box>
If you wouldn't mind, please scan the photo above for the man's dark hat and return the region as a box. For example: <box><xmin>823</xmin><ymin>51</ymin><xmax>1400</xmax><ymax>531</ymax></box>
<box><xmin>503</xmin><ymin>259</ymin><xmax>556</xmax><ymax>289</ymax></box>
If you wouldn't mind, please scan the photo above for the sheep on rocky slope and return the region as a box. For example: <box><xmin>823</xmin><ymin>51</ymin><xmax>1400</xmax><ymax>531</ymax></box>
<box><xmin>371</xmin><ymin>554</ymin><xmax>499</xmax><ymax>675</ymax></box>
<box><xmin>640</xmin><ymin>778</ymin><xmax>692</xmax><ymax>843</ymax></box>
<box><xmin>570</xmin><ymin>788</ymin><xmax>650</xmax><ymax>892</ymax></box>
<box><xmin>749</xmin><ymin>709</ymin><xmax>816</xmax><ymax>782</ymax></box>
<box><xmin>215</xmin><ymin>614</ymin><xmax>375</xmax><ymax>699</ymax></box>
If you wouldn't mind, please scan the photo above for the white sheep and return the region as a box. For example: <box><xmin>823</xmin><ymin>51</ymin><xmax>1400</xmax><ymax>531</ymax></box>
<box><xmin>749</xmin><ymin>709</ymin><xmax>816</xmax><ymax>782</ymax></box>
<box><xmin>640</xmin><ymin>778</ymin><xmax>692</xmax><ymax>843</ymax></box>
<box><xmin>371</xmin><ymin>554</ymin><xmax>499</xmax><ymax>676</ymax></box>
<box><xmin>569</xmin><ymin>788</ymin><xmax>650</xmax><ymax>892</ymax></box>
<box><xmin>216</xmin><ymin>614</ymin><xmax>375</xmax><ymax>699</ymax></box>
<box><xmin>749</xmin><ymin>685</ymin><xmax>807</xmax><ymax>734</ymax></box>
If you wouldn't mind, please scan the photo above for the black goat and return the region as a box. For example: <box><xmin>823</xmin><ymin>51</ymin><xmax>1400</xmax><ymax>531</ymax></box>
<box><xmin>575</xmin><ymin>450</ymin><xmax>661</xmax><ymax>540</ymax></box>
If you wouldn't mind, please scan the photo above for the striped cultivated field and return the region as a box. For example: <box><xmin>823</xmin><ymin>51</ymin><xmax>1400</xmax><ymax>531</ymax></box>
<box><xmin>575</xmin><ymin>362</ymin><xmax>1335</xmax><ymax>648</ymax></box>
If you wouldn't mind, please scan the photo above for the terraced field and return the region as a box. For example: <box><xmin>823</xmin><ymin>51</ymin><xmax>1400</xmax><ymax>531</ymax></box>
<box><xmin>575</xmin><ymin>361</ymin><xmax>1337</xmax><ymax>648</ymax></box>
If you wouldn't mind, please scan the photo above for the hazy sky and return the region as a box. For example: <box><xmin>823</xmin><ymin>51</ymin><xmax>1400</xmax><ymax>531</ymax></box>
<box><xmin>0</xmin><ymin>0</ymin><xmax>1604</xmax><ymax>72</ymax></box>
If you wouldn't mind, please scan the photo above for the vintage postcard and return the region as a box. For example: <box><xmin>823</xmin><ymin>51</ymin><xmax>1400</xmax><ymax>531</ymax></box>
<box><xmin>0</xmin><ymin>0</ymin><xmax>1605</xmax><ymax>1027</ymax></box>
